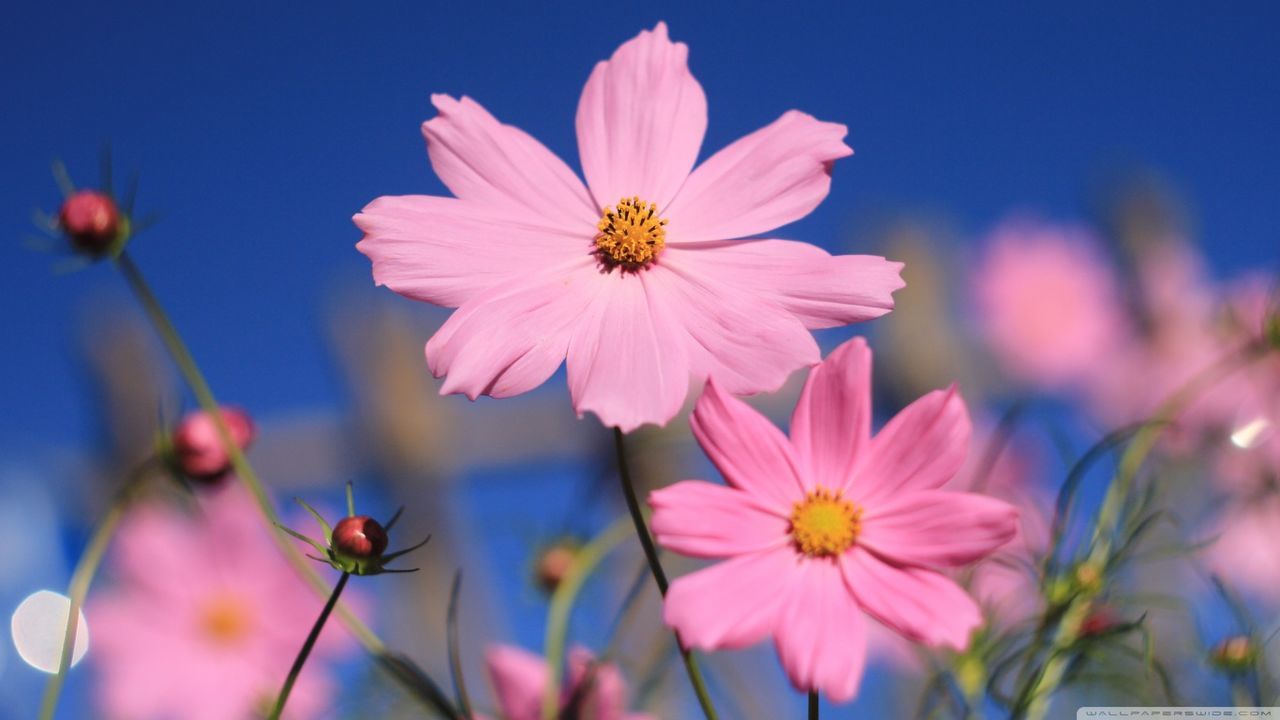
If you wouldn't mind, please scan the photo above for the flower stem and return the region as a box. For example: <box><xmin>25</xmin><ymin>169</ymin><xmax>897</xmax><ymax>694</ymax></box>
<box><xmin>808</xmin><ymin>690</ymin><xmax>819</xmax><ymax>720</ymax></box>
<box><xmin>37</xmin><ymin>460</ymin><xmax>152</xmax><ymax>720</ymax></box>
<box><xmin>114</xmin><ymin>251</ymin><xmax>379</xmax><ymax>643</ymax></box>
<box><xmin>612</xmin><ymin>428</ymin><xmax>720</xmax><ymax>720</ymax></box>
<box><xmin>269</xmin><ymin>572</ymin><xmax>349</xmax><ymax>720</ymax></box>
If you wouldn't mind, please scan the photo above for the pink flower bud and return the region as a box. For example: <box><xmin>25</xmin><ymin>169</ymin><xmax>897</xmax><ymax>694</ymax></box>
<box><xmin>332</xmin><ymin>516</ymin><xmax>388</xmax><ymax>558</ymax></box>
<box><xmin>171</xmin><ymin>407</ymin><xmax>255</xmax><ymax>482</ymax></box>
<box><xmin>59</xmin><ymin>190</ymin><xmax>120</xmax><ymax>253</ymax></box>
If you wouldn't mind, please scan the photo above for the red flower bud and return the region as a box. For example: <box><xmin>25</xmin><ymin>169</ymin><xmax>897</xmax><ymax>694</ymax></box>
<box><xmin>1079</xmin><ymin>606</ymin><xmax>1119</xmax><ymax>637</ymax></box>
<box><xmin>534</xmin><ymin>542</ymin><xmax>579</xmax><ymax>592</ymax></box>
<box><xmin>171</xmin><ymin>407</ymin><xmax>255</xmax><ymax>483</ymax></box>
<box><xmin>59</xmin><ymin>190</ymin><xmax>120</xmax><ymax>253</ymax></box>
<box><xmin>333</xmin><ymin>516</ymin><xmax>389</xmax><ymax>558</ymax></box>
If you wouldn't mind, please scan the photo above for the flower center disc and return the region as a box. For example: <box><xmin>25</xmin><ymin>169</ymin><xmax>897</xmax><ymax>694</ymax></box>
<box><xmin>595</xmin><ymin>197</ymin><xmax>667</xmax><ymax>269</ymax></box>
<box><xmin>199</xmin><ymin>594</ymin><xmax>253</xmax><ymax>644</ymax></box>
<box><xmin>790</xmin><ymin>488</ymin><xmax>862</xmax><ymax>558</ymax></box>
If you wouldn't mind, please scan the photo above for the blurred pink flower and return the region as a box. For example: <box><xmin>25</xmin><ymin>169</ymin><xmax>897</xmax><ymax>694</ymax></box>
<box><xmin>650</xmin><ymin>337</ymin><xmax>1018</xmax><ymax>702</ymax></box>
<box><xmin>355</xmin><ymin>22</ymin><xmax>903</xmax><ymax>431</ymax></box>
<box><xmin>1204</xmin><ymin>495</ymin><xmax>1280</xmax><ymax>603</ymax></box>
<box><xmin>170</xmin><ymin>406</ymin><xmax>255</xmax><ymax>483</ymax></box>
<box><xmin>89</xmin><ymin>485</ymin><xmax>358</xmax><ymax>720</ymax></box>
<box><xmin>972</xmin><ymin>219</ymin><xmax>1127</xmax><ymax>389</ymax></box>
<box><xmin>479</xmin><ymin>644</ymin><xmax>654</xmax><ymax>720</ymax></box>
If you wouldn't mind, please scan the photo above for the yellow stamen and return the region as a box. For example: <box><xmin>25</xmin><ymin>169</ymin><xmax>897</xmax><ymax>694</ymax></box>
<box><xmin>595</xmin><ymin>196</ymin><xmax>667</xmax><ymax>269</ymax></box>
<box><xmin>199</xmin><ymin>594</ymin><xmax>253</xmax><ymax>644</ymax></box>
<box><xmin>789</xmin><ymin>488</ymin><xmax>862</xmax><ymax>558</ymax></box>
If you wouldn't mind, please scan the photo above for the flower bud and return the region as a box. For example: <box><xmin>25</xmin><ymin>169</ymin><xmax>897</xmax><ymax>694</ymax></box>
<box><xmin>1209</xmin><ymin>635</ymin><xmax>1257</xmax><ymax>673</ymax></box>
<box><xmin>170</xmin><ymin>407</ymin><xmax>255</xmax><ymax>483</ymax></box>
<box><xmin>59</xmin><ymin>190</ymin><xmax>121</xmax><ymax>253</ymax></box>
<box><xmin>534</xmin><ymin>541</ymin><xmax>580</xmax><ymax>593</ymax></box>
<box><xmin>1079</xmin><ymin>605</ymin><xmax>1119</xmax><ymax>637</ymax></box>
<box><xmin>332</xmin><ymin>516</ymin><xmax>389</xmax><ymax>559</ymax></box>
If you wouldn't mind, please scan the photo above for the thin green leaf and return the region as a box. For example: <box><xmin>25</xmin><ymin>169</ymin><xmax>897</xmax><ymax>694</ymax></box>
<box><xmin>446</xmin><ymin>570</ymin><xmax>472</xmax><ymax>718</ymax></box>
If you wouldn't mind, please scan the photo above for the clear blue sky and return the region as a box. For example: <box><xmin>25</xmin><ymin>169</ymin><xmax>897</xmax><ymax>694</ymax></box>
<box><xmin>3</xmin><ymin>1</ymin><xmax>1279</xmax><ymax>448</ymax></box>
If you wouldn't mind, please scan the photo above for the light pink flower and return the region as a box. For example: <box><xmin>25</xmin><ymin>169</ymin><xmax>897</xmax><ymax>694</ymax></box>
<box><xmin>479</xmin><ymin>644</ymin><xmax>654</xmax><ymax>720</ymax></box>
<box><xmin>972</xmin><ymin>219</ymin><xmax>1127</xmax><ymax>389</ymax></box>
<box><xmin>650</xmin><ymin>337</ymin><xmax>1018</xmax><ymax>702</ymax></box>
<box><xmin>355</xmin><ymin>22</ymin><xmax>904</xmax><ymax>431</ymax></box>
<box><xmin>88</xmin><ymin>485</ymin><xmax>358</xmax><ymax>720</ymax></box>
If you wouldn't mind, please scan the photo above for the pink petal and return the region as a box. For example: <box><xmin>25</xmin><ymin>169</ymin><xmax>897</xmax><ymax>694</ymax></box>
<box><xmin>665</xmin><ymin>111</ymin><xmax>852</xmax><ymax>243</ymax></box>
<box><xmin>841</xmin><ymin>549</ymin><xmax>982</xmax><ymax>650</ymax></box>
<box><xmin>649</xmin><ymin>260</ymin><xmax>819</xmax><ymax>398</ymax></box>
<box><xmin>790</xmin><ymin>338</ymin><xmax>873</xmax><ymax>492</ymax></box>
<box><xmin>355</xmin><ymin>195</ymin><xmax>587</xmax><ymax>308</ymax></box>
<box><xmin>486</xmin><ymin>645</ymin><xmax>550</xmax><ymax>720</ymax></box>
<box><xmin>576</xmin><ymin>22</ymin><xmax>707</xmax><ymax>210</ymax></box>
<box><xmin>566</xmin><ymin>271</ymin><xmax>691</xmax><ymax>431</ymax></box>
<box><xmin>423</xmin><ymin>95</ymin><xmax>597</xmax><ymax>232</ymax></box>
<box><xmin>427</xmin><ymin>260</ymin><xmax>604</xmax><ymax>400</ymax></box>
<box><xmin>772</xmin><ymin>559</ymin><xmax>868</xmax><ymax>704</ymax></box>
<box><xmin>666</xmin><ymin>240</ymin><xmax>903</xmax><ymax>329</ymax></box>
<box><xmin>649</xmin><ymin>480</ymin><xmax>790</xmax><ymax>558</ymax></box>
<box><xmin>567</xmin><ymin>646</ymin><xmax>627</xmax><ymax>720</ymax></box>
<box><xmin>859</xmin><ymin>491</ymin><xmax>1019</xmax><ymax>567</ymax></box>
<box><xmin>664</xmin><ymin>548</ymin><xmax>798</xmax><ymax>651</ymax></box>
<box><xmin>690</xmin><ymin>379</ymin><xmax>806</xmax><ymax>511</ymax></box>
<box><xmin>850</xmin><ymin>385</ymin><xmax>971</xmax><ymax>503</ymax></box>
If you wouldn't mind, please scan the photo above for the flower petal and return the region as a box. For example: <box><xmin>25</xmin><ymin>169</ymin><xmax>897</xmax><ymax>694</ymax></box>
<box><xmin>485</xmin><ymin>645</ymin><xmax>549</xmax><ymax>720</ymax></box>
<box><xmin>841</xmin><ymin>549</ymin><xmax>982</xmax><ymax>650</ymax></box>
<box><xmin>790</xmin><ymin>338</ymin><xmax>873</xmax><ymax>491</ymax></box>
<box><xmin>663</xmin><ymin>549</ymin><xmax>797</xmax><ymax>651</ymax></box>
<box><xmin>576</xmin><ymin>22</ymin><xmax>707</xmax><ymax>210</ymax></box>
<box><xmin>423</xmin><ymin>95</ymin><xmax>597</xmax><ymax>232</ymax></box>
<box><xmin>860</xmin><ymin>491</ymin><xmax>1019</xmax><ymax>567</ymax></box>
<box><xmin>690</xmin><ymin>378</ymin><xmax>807</xmax><ymax>511</ymax></box>
<box><xmin>668</xmin><ymin>240</ymin><xmax>904</xmax><ymax>329</ymax></box>
<box><xmin>567</xmin><ymin>647</ymin><xmax>627</xmax><ymax>720</ymax></box>
<box><xmin>772</xmin><ymin>559</ymin><xmax>868</xmax><ymax>704</ymax></box>
<box><xmin>355</xmin><ymin>195</ymin><xmax>587</xmax><ymax>308</ymax></box>
<box><xmin>650</xmin><ymin>480</ymin><xmax>790</xmax><ymax>558</ymax></box>
<box><xmin>566</xmin><ymin>271</ymin><xmax>690</xmax><ymax>431</ymax></box>
<box><xmin>650</xmin><ymin>259</ymin><xmax>820</xmax><ymax>398</ymax></box>
<box><xmin>426</xmin><ymin>259</ymin><xmax>603</xmax><ymax>400</ymax></box>
<box><xmin>849</xmin><ymin>385</ymin><xmax>971</xmax><ymax>502</ymax></box>
<box><xmin>665</xmin><ymin>111</ymin><xmax>852</xmax><ymax>243</ymax></box>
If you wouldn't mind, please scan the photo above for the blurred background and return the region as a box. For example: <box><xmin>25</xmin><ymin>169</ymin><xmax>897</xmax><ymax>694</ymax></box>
<box><xmin>2</xmin><ymin>2</ymin><xmax>1279</xmax><ymax>718</ymax></box>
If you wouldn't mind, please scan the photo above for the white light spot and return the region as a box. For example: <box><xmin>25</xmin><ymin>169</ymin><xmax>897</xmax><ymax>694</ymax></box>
<box><xmin>1231</xmin><ymin>417</ymin><xmax>1272</xmax><ymax>450</ymax></box>
<box><xmin>10</xmin><ymin>590</ymin><xmax>89</xmax><ymax>673</ymax></box>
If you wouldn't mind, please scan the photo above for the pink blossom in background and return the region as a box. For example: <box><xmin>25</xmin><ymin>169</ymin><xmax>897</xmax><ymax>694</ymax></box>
<box><xmin>972</xmin><ymin>219</ymin><xmax>1127</xmax><ymax>389</ymax></box>
<box><xmin>355</xmin><ymin>22</ymin><xmax>904</xmax><ymax>432</ymax></box>
<box><xmin>88</xmin><ymin>485</ymin><xmax>358</xmax><ymax>720</ymax></box>
<box><xmin>479</xmin><ymin>644</ymin><xmax>655</xmax><ymax>720</ymax></box>
<box><xmin>650</xmin><ymin>337</ymin><xmax>1018</xmax><ymax>702</ymax></box>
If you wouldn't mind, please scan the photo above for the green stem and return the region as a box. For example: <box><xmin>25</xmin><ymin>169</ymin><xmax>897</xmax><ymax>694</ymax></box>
<box><xmin>269</xmin><ymin>572</ymin><xmax>349</xmax><ymax>720</ymax></box>
<box><xmin>541</xmin><ymin>517</ymin><xmax>632</xmax><ymax>720</ymax></box>
<box><xmin>612</xmin><ymin>428</ymin><xmax>720</xmax><ymax>720</ymax></box>
<box><xmin>808</xmin><ymin>690</ymin><xmax>819</xmax><ymax>720</ymax></box>
<box><xmin>114</xmin><ymin>251</ymin><xmax>381</xmax><ymax>650</ymax></box>
<box><xmin>38</xmin><ymin>460</ymin><xmax>153</xmax><ymax>720</ymax></box>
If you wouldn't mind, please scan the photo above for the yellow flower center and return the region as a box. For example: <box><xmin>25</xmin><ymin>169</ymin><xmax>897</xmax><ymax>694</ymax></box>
<box><xmin>789</xmin><ymin>488</ymin><xmax>862</xmax><ymax>558</ymax></box>
<box><xmin>595</xmin><ymin>197</ymin><xmax>667</xmax><ymax>269</ymax></box>
<box><xmin>199</xmin><ymin>594</ymin><xmax>253</xmax><ymax>645</ymax></box>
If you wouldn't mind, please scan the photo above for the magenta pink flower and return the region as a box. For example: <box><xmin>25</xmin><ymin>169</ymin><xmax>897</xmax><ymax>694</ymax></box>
<box><xmin>170</xmin><ymin>406</ymin><xmax>255</xmax><ymax>483</ymax></box>
<box><xmin>972</xmin><ymin>219</ymin><xmax>1127</xmax><ymax>389</ymax></box>
<box><xmin>479</xmin><ymin>644</ymin><xmax>654</xmax><ymax>720</ymax></box>
<box><xmin>88</xmin><ymin>485</ymin><xmax>358</xmax><ymax>720</ymax></box>
<box><xmin>650</xmin><ymin>337</ymin><xmax>1018</xmax><ymax>702</ymax></box>
<box><xmin>355</xmin><ymin>23</ymin><xmax>904</xmax><ymax>431</ymax></box>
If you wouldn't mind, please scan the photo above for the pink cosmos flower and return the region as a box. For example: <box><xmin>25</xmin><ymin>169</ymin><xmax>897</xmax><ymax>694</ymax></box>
<box><xmin>88</xmin><ymin>485</ymin><xmax>358</xmax><ymax>720</ymax></box>
<box><xmin>650</xmin><ymin>337</ymin><xmax>1019</xmax><ymax>702</ymax></box>
<box><xmin>355</xmin><ymin>23</ymin><xmax>904</xmax><ymax>431</ymax></box>
<box><xmin>972</xmin><ymin>219</ymin><xmax>1127</xmax><ymax>389</ymax></box>
<box><xmin>479</xmin><ymin>644</ymin><xmax>654</xmax><ymax>720</ymax></box>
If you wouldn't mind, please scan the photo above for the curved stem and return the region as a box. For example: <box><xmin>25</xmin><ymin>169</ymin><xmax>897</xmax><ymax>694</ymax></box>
<box><xmin>114</xmin><ymin>251</ymin><xmax>380</xmax><ymax>649</ymax></box>
<box><xmin>269</xmin><ymin>572</ymin><xmax>349</xmax><ymax>720</ymax></box>
<box><xmin>612</xmin><ymin>428</ymin><xmax>719</xmax><ymax>720</ymax></box>
<box><xmin>38</xmin><ymin>460</ymin><xmax>153</xmax><ymax>720</ymax></box>
<box><xmin>808</xmin><ymin>690</ymin><xmax>819</xmax><ymax>720</ymax></box>
<box><xmin>541</xmin><ymin>517</ymin><xmax>632</xmax><ymax>720</ymax></box>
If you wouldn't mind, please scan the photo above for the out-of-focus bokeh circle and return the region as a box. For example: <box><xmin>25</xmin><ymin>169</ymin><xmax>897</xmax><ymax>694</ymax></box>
<box><xmin>10</xmin><ymin>590</ymin><xmax>89</xmax><ymax>673</ymax></box>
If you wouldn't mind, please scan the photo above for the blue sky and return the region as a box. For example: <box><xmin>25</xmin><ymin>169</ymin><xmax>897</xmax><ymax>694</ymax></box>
<box><xmin>3</xmin><ymin>0</ymin><xmax>1279</xmax><ymax>446</ymax></box>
